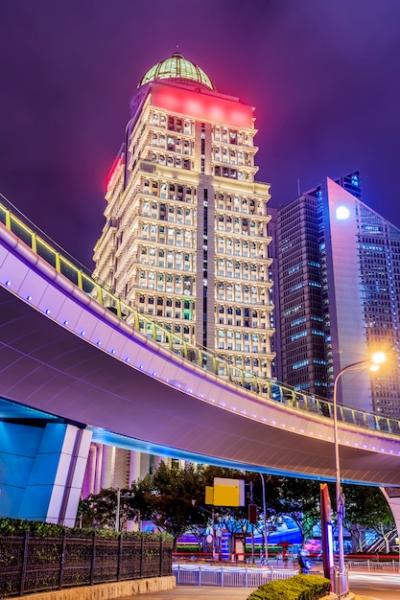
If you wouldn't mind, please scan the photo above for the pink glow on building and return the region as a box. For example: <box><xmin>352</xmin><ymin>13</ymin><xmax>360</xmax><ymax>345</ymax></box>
<box><xmin>151</xmin><ymin>84</ymin><xmax>254</xmax><ymax>128</ymax></box>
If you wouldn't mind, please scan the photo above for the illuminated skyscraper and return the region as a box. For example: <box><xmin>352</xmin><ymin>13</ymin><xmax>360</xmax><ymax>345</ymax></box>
<box><xmin>86</xmin><ymin>53</ymin><xmax>274</xmax><ymax>491</ymax></box>
<box><xmin>275</xmin><ymin>172</ymin><xmax>400</xmax><ymax>417</ymax></box>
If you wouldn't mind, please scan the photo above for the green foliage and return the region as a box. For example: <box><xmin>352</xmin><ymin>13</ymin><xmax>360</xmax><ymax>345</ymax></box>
<box><xmin>0</xmin><ymin>518</ymin><xmax>65</xmax><ymax>537</ymax></box>
<box><xmin>13</xmin><ymin>462</ymin><xmax>390</xmax><ymax>552</ymax></box>
<box><xmin>272</xmin><ymin>478</ymin><xmax>321</xmax><ymax>541</ymax></box>
<box><xmin>343</xmin><ymin>485</ymin><xmax>395</xmax><ymax>553</ymax></box>
<box><xmin>344</xmin><ymin>485</ymin><xmax>394</xmax><ymax>531</ymax></box>
<box><xmin>247</xmin><ymin>575</ymin><xmax>330</xmax><ymax>600</ymax></box>
<box><xmin>0</xmin><ymin>517</ymin><xmax>171</xmax><ymax>541</ymax></box>
<box><xmin>150</xmin><ymin>462</ymin><xmax>209</xmax><ymax>546</ymax></box>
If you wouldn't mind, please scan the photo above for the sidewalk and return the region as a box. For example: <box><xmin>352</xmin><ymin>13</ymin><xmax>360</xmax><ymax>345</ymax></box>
<box><xmin>121</xmin><ymin>589</ymin><xmax>249</xmax><ymax>600</ymax></box>
<box><xmin>119</xmin><ymin>587</ymin><xmax>378</xmax><ymax>600</ymax></box>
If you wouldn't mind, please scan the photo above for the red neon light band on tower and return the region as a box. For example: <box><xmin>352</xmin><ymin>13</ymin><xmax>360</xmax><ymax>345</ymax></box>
<box><xmin>151</xmin><ymin>83</ymin><xmax>254</xmax><ymax>128</ymax></box>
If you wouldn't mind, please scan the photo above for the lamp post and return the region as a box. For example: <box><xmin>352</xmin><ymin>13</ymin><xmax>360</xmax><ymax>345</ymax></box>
<box><xmin>115</xmin><ymin>489</ymin><xmax>141</xmax><ymax>532</ymax></box>
<box><xmin>115</xmin><ymin>488</ymin><xmax>121</xmax><ymax>532</ymax></box>
<box><xmin>259</xmin><ymin>473</ymin><xmax>268</xmax><ymax>564</ymax></box>
<box><xmin>332</xmin><ymin>351</ymin><xmax>386</xmax><ymax>597</ymax></box>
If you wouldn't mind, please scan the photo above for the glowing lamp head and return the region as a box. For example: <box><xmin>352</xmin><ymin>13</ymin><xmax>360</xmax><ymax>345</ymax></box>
<box><xmin>369</xmin><ymin>363</ymin><xmax>380</xmax><ymax>373</ymax></box>
<box><xmin>371</xmin><ymin>351</ymin><xmax>386</xmax><ymax>366</ymax></box>
<box><xmin>336</xmin><ymin>205</ymin><xmax>350</xmax><ymax>220</ymax></box>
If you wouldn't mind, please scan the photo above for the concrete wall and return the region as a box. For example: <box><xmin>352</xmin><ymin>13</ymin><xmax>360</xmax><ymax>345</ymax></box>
<box><xmin>16</xmin><ymin>576</ymin><xmax>175</xmax><ymax>600</ymax></box>
<box><xmin>0</xmin><ymin>421</ymin><xmax>92</xmax><ymax>525</ymax></box>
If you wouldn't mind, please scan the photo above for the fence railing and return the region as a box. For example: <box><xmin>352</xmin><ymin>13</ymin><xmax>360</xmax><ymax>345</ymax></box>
<box><xmin>1</xmin><ymin>193</ymin><xmax>400</xmax><ymax>438</ymax></box>
<box><xmin>346</xmin><ymin>559</ymin><xmax>400</xmax><ymax>573</ymax></box>
<box><xmin>0</xmin><ymin>533</ymin><xmax>172</xmax><ymax>597</ymax></box>
<box><xmin>173</xmin><ymin>564</ymin><xmax>296</xmax><ymax>587</ymax></box>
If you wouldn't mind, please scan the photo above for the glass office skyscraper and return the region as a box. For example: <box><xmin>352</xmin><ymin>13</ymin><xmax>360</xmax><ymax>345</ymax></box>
<box><xmin>275</xmin><ymin>172</ymin><xmax>400</xmax><ymax>417</ymax></box>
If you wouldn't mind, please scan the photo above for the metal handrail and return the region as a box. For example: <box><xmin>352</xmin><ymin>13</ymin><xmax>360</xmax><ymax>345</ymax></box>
<box><xmin>1</xmin><ymin>197</ymin><xmax>400</xmax><ymax>437</ymax></box>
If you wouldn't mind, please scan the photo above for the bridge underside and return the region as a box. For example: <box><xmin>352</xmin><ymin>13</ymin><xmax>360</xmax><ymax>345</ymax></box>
<box><xmin>1</xmin><ymin>287</ymin><xmax>399</xmax><ymax>487</ymax></box>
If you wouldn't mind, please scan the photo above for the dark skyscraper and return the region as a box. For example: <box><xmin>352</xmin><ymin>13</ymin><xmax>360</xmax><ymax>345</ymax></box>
<box><xmin>274</xmin><ymin>172</ymin><xmax>400</xmax><ymax>418</ymax></box>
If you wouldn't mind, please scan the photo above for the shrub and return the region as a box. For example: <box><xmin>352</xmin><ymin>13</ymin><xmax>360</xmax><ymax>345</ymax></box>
<box><xmin>0</xmin><ymin>517</ymin><xmax>171</xmax><ymax>542</ymax></box>
<box><xmin>247</xmin><ymin>574</ymin><xmax>331</xmax><ymax>600</ymax></box>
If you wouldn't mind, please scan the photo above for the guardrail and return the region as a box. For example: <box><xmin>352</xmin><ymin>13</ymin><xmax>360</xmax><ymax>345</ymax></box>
<box><xmin>173</xmin><ymin>564</ymin><xmax>296</xmax><ymax>587</ymax></box>
<box><xmin>1</xmin><ymin>193</ymin><xmax>400</xmax><ymax>437</ymax></box>
<box><xmin>347</xmin><ymin>559</ymin><xmax>400</xmax><ymax>573</ymax></box>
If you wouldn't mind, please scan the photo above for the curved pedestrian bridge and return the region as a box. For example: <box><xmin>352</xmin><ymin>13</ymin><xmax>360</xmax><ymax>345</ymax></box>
<box><xmin>1</xmin><ymin>194</ymin><xmax>400</xmax><ymax>487</ymax></box>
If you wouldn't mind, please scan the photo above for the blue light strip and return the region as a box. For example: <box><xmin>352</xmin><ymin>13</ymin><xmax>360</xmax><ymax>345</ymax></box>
<box><xmin>90</xmin><ymin>427</ymin><xmax>386</xmax><ymax>487</ymax></box>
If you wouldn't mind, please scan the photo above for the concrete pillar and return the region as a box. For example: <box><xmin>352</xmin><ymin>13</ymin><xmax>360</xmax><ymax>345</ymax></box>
<box><xmin>140</xmin><ymin>453</ymin><xmax>151</xmax><ymax>479</ymax></box>
<box><xmin>82</xmin><ymin>443</ymin><xmax>97</xmax><ymax>498</ymax></box>
<box><xmin>94</xmin><ymin>443</ymin><xmax>103</xmax><ymax>494</ymax></box>
<box><xmin>0</xmin><ymin>421</ymin><xmax>92</xmax><ymax>526</ymax></box>
<box><xmin>101</xmin><ymin>445</ymin><xmax>116</xmax><ymax>489</ymax></box>
<box><xmin>381</xmin><ymin>487</ymin><xmax>400</xmax><ymax>543</ymax></box>
<box><xmin>152</xmin><ymin>455</ymin><xmax>163</xmax><ymax>472</ymax></box>
<box><xmin>129</xmin><ymin>451</ymin><xmax>141</xmax><ymax>485</ymax></box>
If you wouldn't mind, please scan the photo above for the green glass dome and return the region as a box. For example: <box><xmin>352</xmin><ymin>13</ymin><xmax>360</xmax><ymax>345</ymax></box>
<box><xmin>138</xmin><ymin>53</ymin><xmax>214</xmax><ymax>90</ymax></box>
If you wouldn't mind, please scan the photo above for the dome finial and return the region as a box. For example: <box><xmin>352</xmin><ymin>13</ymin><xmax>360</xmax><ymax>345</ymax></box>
<box><xmin>138</xmin><ymin>53</ymin><xmax>214</xmax><ymax>90</ymax></box>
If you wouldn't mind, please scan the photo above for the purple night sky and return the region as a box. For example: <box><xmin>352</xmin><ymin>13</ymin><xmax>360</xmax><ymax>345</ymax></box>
<box><xmin>1</xmin><ymin>0</ymin><xmax>399</xmax><ymax>266</ymax></box>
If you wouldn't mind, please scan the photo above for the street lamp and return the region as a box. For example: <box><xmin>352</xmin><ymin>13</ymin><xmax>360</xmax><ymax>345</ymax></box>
<box><xmin>115</xmin><ymin>489</ymin><xmax>141</xmax><ymax>532</ymax></box>
<box><xmin>333</xmin><ymin>351</ymin><xmax>387</xmax><ymax>597</ymax></box>
<box><xmin>259</xmin><ymin>473</ymin><xmax>268</xmax><ymax>564</ymax></box>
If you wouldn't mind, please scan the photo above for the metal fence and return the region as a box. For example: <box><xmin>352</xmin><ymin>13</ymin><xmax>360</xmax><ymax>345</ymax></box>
<box><xmin>173</xmin><ymin>564</ymin><xmax>297</xmax><ymax>587</ymax></box>
<box><xmin>346</xmin><ymin>559</ymin><xmax>400</xmax><ymax>573</ymax></box>
<box><xmin>0</xmin><ymin>533</ymin><xmax>172</xmax><ymax>597</ymax></box>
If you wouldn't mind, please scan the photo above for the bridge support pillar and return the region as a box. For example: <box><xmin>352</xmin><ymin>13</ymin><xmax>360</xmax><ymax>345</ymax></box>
<box><xmin>381</xmin><ymin>487</ymin><xmax>400</xmax><ymax>544</ymax></box>
<box><xmin>0</xmin><ymin>421</ymin><xmax>92</xmax><ymax>526</ymax></box>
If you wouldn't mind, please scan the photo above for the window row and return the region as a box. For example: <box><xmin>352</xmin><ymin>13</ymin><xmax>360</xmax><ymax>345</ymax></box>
<box><xmin>216</xmin><ymin>329</ymin><xmax>268</xmax><ymax>353</ymax></box>
<box><xmin>216</xmin><ymin>282</ymin><xmax>267</xmax><ymax>304</ymax></box>
<box><xmin>213</xmin><ymin>146</ymin><xmax>253</xmax><ymax>167</ymax></box>
<box><xmin>215</xmin><ymin>193</ymin><xmax>264</xmax><ymax>216</ymax></box>
<box><xmin>150</xmin><ymin>133</ymin><xmax>193</xmax><ymax>155</ymax></box>
<box><xmin>138</xmin><ymin>271</ymin><xmax>194</xmax><ymax>295</ymax></box>
<box><xmin>139</xmin><ymin>246</ymin><xmax>194</xmax><ymax>271</ymax></box>
<box><xmin>146</xmin><ymin>151</ymin><xmax>192</xmax><ymax>170</ymax></box>
<box><xmin>214</xmin><ymin>165</ymin><xmax>251</xmax><ymax>181</ymax></box>
<box><xmin>216</xmin><ymin>259</ymin><xmax>267</xmax><ymax>281</ymax></box>
<box><xmin>140</xmin><ymin>223</ymin><xmax>195</xmax><ymax>248</ymax></box>
<box><xmin>212</xmin><ymin>127</ymin><xmax>252</xmax><ymax>146</ymax></box>
<box><xmin>150</xmin><ymin>111</ymin><xmax>193</xmax><ymax>135</ymax></box>
<box><xmin>216</xmin><ymin>215</ymin><xmax>265</xmax><ymax>237</ymax></box>
<box><xmin>142</xmin><ymin>179</ymin><xmax>196</xmax><ymax>203</ymax></box>
<box><xmin>138</xmin><ymin>295</ymin><xmax>194</xmax><ymax>321</ymax></box>
<box><xmin>142</xmin><ymin>201</ymin><xmax>195</xmax><ymax>225</ymax></box>
<box><xmin>216</xmin><ymin>237</ymin><xmax>267</xmax><ymax>259</ymax></box>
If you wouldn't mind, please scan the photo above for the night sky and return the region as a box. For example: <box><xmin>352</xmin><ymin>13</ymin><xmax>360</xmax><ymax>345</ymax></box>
<box><xmin>1</xmin><ymin>0</ymin><xmax>400</xmax><ymax>267</ymax></box>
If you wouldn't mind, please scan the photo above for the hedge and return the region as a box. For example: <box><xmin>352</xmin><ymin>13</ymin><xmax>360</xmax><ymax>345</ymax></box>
<box><xmin>247</xmin><ymin>574</ymin><xmax>331</xmax><ymax>600</ymax></box>
<box><xmin>0</xmin><ymin>517</ymin><xmax>171</xmax><ymax>541</ymax></box>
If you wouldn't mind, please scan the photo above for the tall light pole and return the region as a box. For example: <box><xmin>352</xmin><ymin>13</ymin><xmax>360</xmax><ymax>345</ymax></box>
<box><xmin>259</xmin><ymin>473</ymin><xmax>268</xmax><ymax>563</ymax></box>
<box><xmin>333</xmin><ymin>351</ymin><xmax>386</xmax><ymax>597</ymax></box>
<box><xmin>115</xmin><ymin>488</ymin><xmax>121</xmax><ymax>532</ymax></box>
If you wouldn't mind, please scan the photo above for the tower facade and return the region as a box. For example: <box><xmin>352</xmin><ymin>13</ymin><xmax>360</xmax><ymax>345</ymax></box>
<box><xmin>275</xmin><ymin>172</ymin><xmax>400</xmax><ymax>417</ymax></box>
<box><xmin>94</xmin><ymin>53</ymin><xmax>274</xmax><ymax>380</ymax></box>
<box><xmin>89</xmin><ymin>54</ymin><xmax>274</xmax><ymax>492</ymax></box>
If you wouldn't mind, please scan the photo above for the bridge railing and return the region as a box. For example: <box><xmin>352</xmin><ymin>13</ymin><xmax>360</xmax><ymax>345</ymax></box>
<box><xmin>1</xmin><ymin>197</ymin><xmax>400</xmax><ymax>438</ymax></box>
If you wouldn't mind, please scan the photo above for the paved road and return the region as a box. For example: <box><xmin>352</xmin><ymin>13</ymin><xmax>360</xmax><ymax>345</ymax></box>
<box><xmin>350</xmin><ymin>572</ymin><xmax>400</xmax><ymax>599</ymax></box>
<box><xmin>121</xmin><ymin>589</ymin><xmax>249</xmax><ymax>600</ymax></box>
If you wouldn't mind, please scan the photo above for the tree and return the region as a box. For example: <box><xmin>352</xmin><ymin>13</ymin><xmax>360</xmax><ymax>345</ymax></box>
<box><xmin>344</xmin><ymin>485</ymin><xmax>395</xmax><ymax>553</ymax></box>
<box><xmin>273</xmin><ymin>477</ymin><xmax>321</xmax><ymax>542</ymax></box>
<box><xmin>78</xmin><ymin>487</ymin><xmax>138</xmax><ymax>530</ymax></box>
<box><xmin>149</xmin><ymin>462</ymin><xmax>209</xmax><ymax>548</ymax></box>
